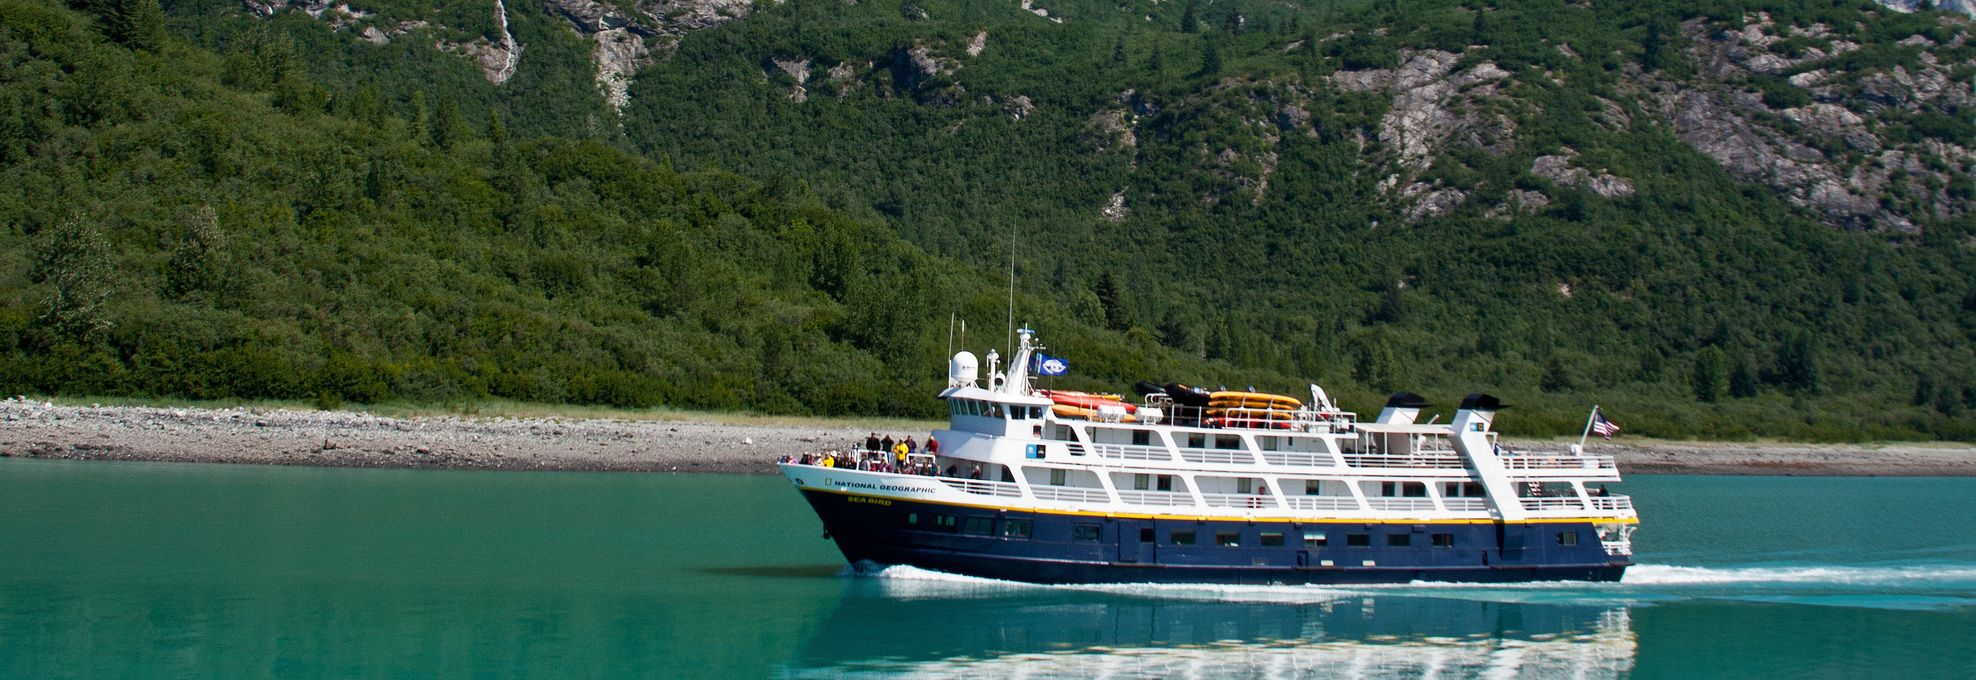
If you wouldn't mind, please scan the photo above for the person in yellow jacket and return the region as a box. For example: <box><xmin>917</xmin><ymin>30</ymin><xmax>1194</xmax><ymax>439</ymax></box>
<box><xmin>821</xmin><ymin>453</ymin><xmax>836</xmax><ymax>468</ymax></box>
<box><xmin>892</xmin><ymin>441</ymin><xmax>909</xmax><ymax>468</ymax></box>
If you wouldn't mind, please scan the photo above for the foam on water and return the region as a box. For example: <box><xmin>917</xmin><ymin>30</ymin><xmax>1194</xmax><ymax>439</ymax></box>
<box><xmin>1622</xmin><ymin>563</ymin><xmax>1976</xmax><ymax>586</ymax></box>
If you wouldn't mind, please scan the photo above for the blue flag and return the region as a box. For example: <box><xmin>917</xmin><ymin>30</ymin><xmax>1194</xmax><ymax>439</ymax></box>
<box><xmin>1034</xmin><ymin>354</ymin><xmax>1069</xmax><ymax>376</ymax></box>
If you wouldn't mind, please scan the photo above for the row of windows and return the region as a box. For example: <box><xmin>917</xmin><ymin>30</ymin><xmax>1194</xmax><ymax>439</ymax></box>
<box><xmin>949</xmin><ymin>399</ymin><xmax>1045</xmax><ymax>420</ymax></box>
<box><xmin>905</xmin><ymin>512</ymin><xmax>1581</xmax><ymax>549</ymax></box>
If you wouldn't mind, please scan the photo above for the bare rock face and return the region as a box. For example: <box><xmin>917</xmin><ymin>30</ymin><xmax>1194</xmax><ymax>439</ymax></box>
<box><xmin>1088</xmin><ymin>109</ymin><xmax>1136</xmax><ymax>152</ymax></box>
<box><xmin>596</xmin><ymin>28</ymin><xmax>649</xmax><ymax>110</ymax></box>
<box><xmin>1004</xmin><ymin>94</ymin><xmax>1035</xmax><ymax>121</ymax></box>
<box><xmin>1531</xmin><ymin>150</ymin><xmax>1635</xmax><ymax>199</ymax></box>
<box><xmin>636</xmin><ymin>0</ymin><xmax>753</xmax><ymax>34</ymax></box>
<box><xmin>1330</xmin><ymin>50</ymin><xmax>1514</xmax><ymax>175</ymax></box>
<box><xmin>966</xmin><ymin>31</ymin><xmax>987</xmax><ymax>57</ymax></box>
<box><xmin>545</xmin><ymin>0</ymin><xmax>633</xmax><ymax>33</ymax></box>
<box><xmin>1101</xmin><ymin>191</ymin><xmax>1128</xmax><ymax>222</ymax></box>
<box><xmin>1874</xmin><ymin>0</ymin><xmax>1976</xmax><ymax>17</ymax></box>
<box><xmin>1403</xmin><ymin>184</ymin><xmax>1468</xmax><ymax>222</ymax></box>
<box><xmin>770</xmin><ymin>57</ymin><xmax>811</xmax><ymax>102</ymax></box>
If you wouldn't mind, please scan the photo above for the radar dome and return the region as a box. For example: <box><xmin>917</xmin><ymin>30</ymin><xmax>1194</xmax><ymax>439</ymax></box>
<box><xmin>949</xmin><ymin>352</ymin><xmax>979</xmax><ymax>388</ymax></box>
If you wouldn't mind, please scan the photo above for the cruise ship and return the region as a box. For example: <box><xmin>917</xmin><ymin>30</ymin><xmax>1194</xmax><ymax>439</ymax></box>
<box><xmin>778</xmin><ymin>329</ymin><xmax>1638</xmax><ymax>584</ymax></box>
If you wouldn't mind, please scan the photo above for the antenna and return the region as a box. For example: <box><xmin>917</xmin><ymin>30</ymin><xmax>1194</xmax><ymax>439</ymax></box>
<box><xmin>947</xmin><ymin>312</ymin><xmax>956</xmax><ymax>358</ymax></box>
<box><xmin>1006</xmin><ymin>220</ymin><xmax>1016</xmax><ymax>356</ymax></box>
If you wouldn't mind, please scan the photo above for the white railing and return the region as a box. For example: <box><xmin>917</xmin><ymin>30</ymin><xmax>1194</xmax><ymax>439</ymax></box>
<box><xmin>1260</xmin><ymin>451</ymin><xmax>1337</xmax><ymax>467</ymax></box>
<box><xmin>1603</xmin><ymin>541</ymin><xmax>1633</xmax><ymax>556</ymax></box>
<box><xmin>1502</xmin><ymin>454</ymin><xmax>1617</xmax><ymax>471</ymax></box>
<box><xmin>1442</xmin><ymin>498</ymin><xmax>1491</xmax><ymax>512</ymax></box>
<box><xmin>1031</xmin><ymin>486</ymin><xmax>1111</xmax><ymax>504</ymax></box>
<box><xmin>1200</xmin><ymin>492</ymin><xmax>1280</xmax><ymax>509</ymax></box>
<box><xmin>1588</xmin><ymin>495</ymin><xmax>1634</xmax><ymax>511</ymax></box>
<box><xmin>1342</xmin><ymin>452</ymin><xmax>1465</xmax><ymax>469</ymax></box>
<box><xmin>1115</xmin><ymin>490</ymin><xmax>1196</xmax><ymax>507</ymax></box>
<box><xmin>1179</xmin><ymin>449</ymin><xmax>1257</xmax><ymax>465</ymax></box>
<box><xmin>1365</xmin><ymin>498</ymin><xmax>1439</xmax><ymax>511</ymax></box>
<box><xmin>938</xmin><ymin>478</ymin><xmax>1022</xmax><ymax>498</ymax></box>
<box><xmin>1285</xmin><ymin>496</ymin><xmax>1361</xmax><ymax>511</ymax></box>
<box><xmin>1520</xmin><ymin>497</ymin><xmax>1589</xmax><ymax>512</ymax></box>
<box><xmin>1089</xmin><ymin>443</ymin><xmax>1173</xmax><ymax>462</ymax></box>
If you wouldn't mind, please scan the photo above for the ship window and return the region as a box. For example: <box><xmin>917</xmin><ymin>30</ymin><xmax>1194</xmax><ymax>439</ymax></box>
<box><xmin>1259</xmin><ymin>436</ymin><xmax>1279</xmax><ymax>451</ymax></box>
<box><xmin>1140</xmin><ymin>528</ymin><xmax>1155</xmax><ymax>542</ymax></box>
<box><xmin>1049</xmin><ymin>468</ymin><xmax>1067</xmax><ymax>486</ymax></box>
<box><xmin>1171</xmin><ymin>530</ymin><xmax>1196</xmax><ymax>545</ymax></box>
<box><xmin>1303</xmin><ymin>531</ymin><xmax>1327</xmax><ymax>547</ymax></box>
<box><xmin>1131</xmin><ymin>430</ymin><xmax>1151</xmax><ymax>446</ymax></box>
<box><xmin>1558</xmin><ymin>531</ymin><xmax>1579</xmax><ymax>546</ymax></box>
<box><xmin>1237</xmin><ymin>478</ymin><xmax>1253</xmax><ymax>494</ymax></box>
<box><xmin>1260</xmin><ymin>531</ymin><xmax>1285</xmax><ymax>547</ymax></box>
<box><xmin>1380</xmin><ymin>482</ymin><xmax>1427</xmax><ymax>497</ymax></box>
<box><xmin>903</xmin><ymin>512</ymin><xmax>919</xmax><ymax>527</ymax></box>
<box><xmin>1004</xmin><ymin>519</ymin><xmax>1033</xmax><ymax>539</ymax></box>
<box><xmin>1217</xmin><ymin>531</ymin><xmax>1241</xmax><ymax>547</ymax></box>
<box><xmin>1187</xmin><ymin>433</ymin><xmax>1206</xmax><ymax>448</ymax></box>
<box><xmin>1008</xmin><ymin>404</ymin><xmax>1025</xmax><ymax>420</ymax></box>
<box><xmin>934</xmin><ymin>514</ymin><xmax>958</xmax><ymax>532</ymax></box>
<box><xmin>1214</xmin><ymin>435</ymin><xmax>1241</xmax><ymax>450</ymax></box>
<box><xmin>1156</xmin><ymin>475</ymin><xmax>1174</xmax><ymax>492</ymax></box>
<box><xmin>1134</xmin><ymin>474</ymin><xmax>1150</xmax><ymax>491</ymax></box>
<box><xmin>1347</xmin><ymin>533</ymin><xmax>1371</xmax><ymax>548</ymax></box>
<box><xmin>962</xmin><ymin>517</ymin><xmax>995</xmax><ymax>536</ymax></box>
<box><xmin>1073</xmin><ymin>525</ymin><xmax>1101</xmax><ymax>542</ymax></box>
<box><xmin>1305</xmin><ymin>480</ymin><xmax>1322</xmax><ymax>496</ymax></box>
<box><xmin>1387</xmin><ymin>534</ymin><xmax>1412</xmax><ymax>547</ymax></box>
<box><xmin>1432</xmin><ymin>533</ymin><xmax>1455</xmax><ymax>548</ymax></box>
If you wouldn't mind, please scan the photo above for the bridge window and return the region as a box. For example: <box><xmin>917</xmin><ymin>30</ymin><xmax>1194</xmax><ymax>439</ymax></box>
<box><xmin>1432</xmin><ymin>533</ymin><xmax>1455</xmax><ymax>548</ymax></box>
<box><xmin>1387</xmin><ymin>534</ymin><xmax>1412</xmax><ymax>547</ymax></box>
<box><xmin>1260</xmin><ymin>532</ymin><xmax>1285</xmax><ymax>547</ymax></box>
<box><xmin>1003</xmin><ymin>519</ymin><xmax>1032</xmax><ymax>539</ymax></box>
<box><xmin>1073</xmin><ymin>525</ymin><xmax>1101</xmax><ymax>542</ymax></box>
<box><xmin>1171</xmin><ymin>530</ymin><xmax>1196</xmax><ymax>545</ymax></box>
<box><xmin>1216</xmin><ymin>531</ymin><xmax>1241</xmax><ymax>547</ymax></box>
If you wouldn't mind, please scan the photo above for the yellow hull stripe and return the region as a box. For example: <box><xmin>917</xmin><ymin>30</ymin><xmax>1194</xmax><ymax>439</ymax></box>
<box><xmin>800</xmin><ymin>486</ymin><xmax>1641</xmax><ymax>526</ymax></box>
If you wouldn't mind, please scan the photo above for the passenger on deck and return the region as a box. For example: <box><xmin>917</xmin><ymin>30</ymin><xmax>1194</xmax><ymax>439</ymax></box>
<box><xmin>969</xmin><ymin>465</ymin><xmax>983</xmax><ymax>480</ymax></box>
<box><xmin>892</xmin><ymin>440</ymin><xmax>908</xmax><ymax>464</ymax></box>
<box><xmin>821</xmin><ymin>453</ymin><xmax>836</xmax><ymax>468</ymax></box>
<box><xmin>904</xmin><ymin>436</ymin><xmax>917</xmax><ymax>454</ymax></box>
<box><xmin>880</xmin><ymin>434</ymin><xmax>895</xmax><ymax>454</ymax></box>
<box><xmin>945</xmin><ymin>464</ymin><xmax>958</xmax><ymax>477</ymax></box>
<box><xmin>926</xmin><ymin>436</ymin><xmax>940</xmax><ymax>455</ymax></box>
<box><xmin>865</xmin><ymin>433</ymin><xmax>881</xmax><ymax>452</ymax></box>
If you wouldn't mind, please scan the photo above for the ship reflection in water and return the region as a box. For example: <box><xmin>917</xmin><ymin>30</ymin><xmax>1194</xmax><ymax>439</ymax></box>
<box><xmin>783</xmin><ymin>566</ymin><xmax>1637</xmax><ymax>678</ymax></box>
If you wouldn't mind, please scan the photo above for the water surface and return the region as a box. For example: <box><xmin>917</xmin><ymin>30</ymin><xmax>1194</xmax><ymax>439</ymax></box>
<box><xmin>2</xmin><ymin>460</ymin><xmax>1970</xmax><ymax>678</ymax></box>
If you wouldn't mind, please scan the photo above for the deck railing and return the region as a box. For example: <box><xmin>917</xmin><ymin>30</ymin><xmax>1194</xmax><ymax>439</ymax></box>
<box><xmin>1089</xmin><ymin>443</ymin><xmax>1173</xmax><ymax>463</ymax></box>
<box><xmin>1365</xmin><ymin>497</ymin><xmax>1439</xmax><ymax>512</ymax></box>
<box><xmin>1259</xmin><ymin>451</ymin><xmax>1338</xmax><ymax>467</ymax></box>
<box><xmin>1519</xmin><ymin>497</ymin><xmax>1588</xmax><ymax>512</ymax></box>
<box><xmin>1178</xmin><ymin>449</ymin><xmax>1257</xmax><ymax>465</ymax></box>
<box><xmin>1115</xmin><ymin>490</ymin><xmax>1196</xmax><ymax>507</ymax></box>
<box><xmin>1502</xmin><ymin>454</ymin><xmax>1617</xmax><ymax>471</ymax></box>
<box><xmin>937</xmin><ymin>478</ymin><xmax>1023</xmax><ymax>498</ymax></box>
<box><xmin>1200</xmin><ymin>492</ymin><xmax>1280</xmax><ymax>509</ymax></box>
<box><xmin>1031</xmin><ymin>486</ymin><xmax>1111</xmax><ymax>504</ymax></box>
<box><xmin>1284</xmin><ymin>496</ymin><xmax>1361</xmax><ymax>511</ymax></box>
<box><xmin>1587</xmin><ymin>495</ymin><xmax>1634</xmax><ymax>511</ymax></box>
<box><xmin>1341</xmin><ymin>452</ymin><xmax>1465</xmax><ymax>469</ymax></box>
<box><xmin>1441</xmin><ymin>498</ymin><xmax>1491</xmax><ymax>512</ymax></box>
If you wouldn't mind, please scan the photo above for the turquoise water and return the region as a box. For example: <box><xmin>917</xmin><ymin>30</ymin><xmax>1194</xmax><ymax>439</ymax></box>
<box><xmin>2</xmin><ymin>460</ymin><xmax>1972</xmax><ymax>678</ymax></box>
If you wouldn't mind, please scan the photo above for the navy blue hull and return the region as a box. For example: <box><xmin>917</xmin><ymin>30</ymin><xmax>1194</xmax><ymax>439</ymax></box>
<box><xmin>801</xmin><ymin>489</ymin><xmax>1628</xmax><ymax>585</ymax></box>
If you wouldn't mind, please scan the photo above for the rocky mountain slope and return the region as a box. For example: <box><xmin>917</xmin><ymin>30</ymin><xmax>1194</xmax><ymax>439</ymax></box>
<box><xmin>7</xmin><ymin>0</ymin><xmax>1973</xmax><ymax>440</ymax></box>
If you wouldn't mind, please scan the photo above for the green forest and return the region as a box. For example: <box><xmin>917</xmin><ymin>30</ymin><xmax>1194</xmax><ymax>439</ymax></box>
<box><xmin>1</xmin><ymin>0</ymin><xmax>1973</xmax><ymax>441</ymax></box>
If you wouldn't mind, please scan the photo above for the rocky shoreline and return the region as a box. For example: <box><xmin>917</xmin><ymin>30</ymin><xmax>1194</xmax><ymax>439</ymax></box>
<box><xmin>2</xmin><ymin>398</ymin><xmax>1971</xmax><ymax>476</ymax></box>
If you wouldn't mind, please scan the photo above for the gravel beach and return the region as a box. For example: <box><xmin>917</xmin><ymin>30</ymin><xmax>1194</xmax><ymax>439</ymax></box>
<box><xmin>2</xmin><ymin>398</ymin><xmax>1971</xmax><ymax>476</ymax></box>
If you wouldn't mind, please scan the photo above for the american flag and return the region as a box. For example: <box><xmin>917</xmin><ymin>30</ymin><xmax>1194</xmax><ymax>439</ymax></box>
<box><xmin>1591</xmin><ymin>410</ymin><xmax>1621</xmax><ymax>439</ymax></box>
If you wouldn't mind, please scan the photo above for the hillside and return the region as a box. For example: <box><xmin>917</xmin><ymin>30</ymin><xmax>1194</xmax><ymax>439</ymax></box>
<box><xmin>2</xmin><ymin>0</ymin><xmax>1974</xmax><ymax>441</ymax></box>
